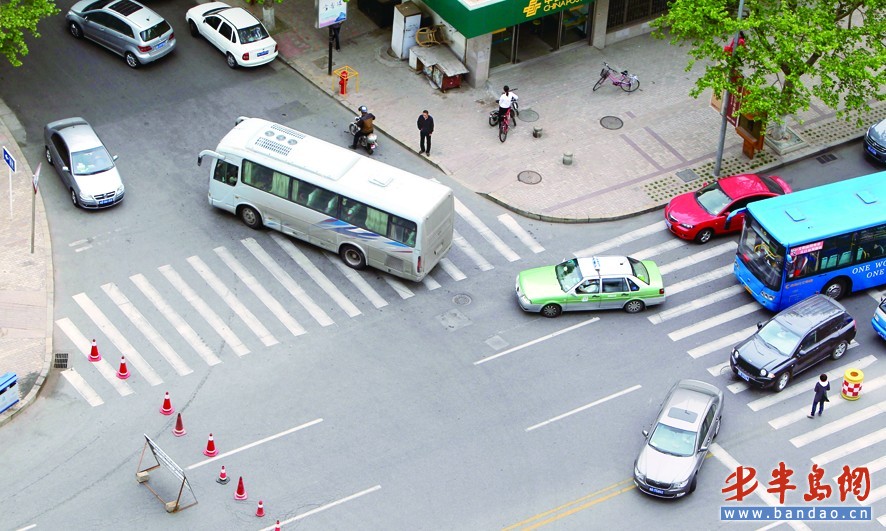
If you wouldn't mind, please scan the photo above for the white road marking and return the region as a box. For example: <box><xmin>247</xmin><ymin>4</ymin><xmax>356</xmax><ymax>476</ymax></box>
<box><xmin>130</xmin><ymin>274</ymin><xmax>222</xmax><ymax>366</ymax></box>
<box><xmin>666</xmin><ymin>265</ymin><xmax>734</xmax><ymax>296</ymax></box>
<box><xmin>631</xmin><ymin>239</ymin><xmax>684</xmax><ymax>260</ymax></box>
<box><xmin>259</xmin><ymin>485</ymin><xmax>382</xmax><ymax>530</ymax></box>
<box><xmin>706</xmin><ymin>361</ymin><xmax>731</xmax><ymax>377</ymax></box>
<box><xmin>55</xmin><ymin>318</ymin><xmax>133</xmax><ymax>396</ymax></box>
<box><xmin>649</xmin><ymin>285</ymin><xmax>746</xmax><ymax>324</ymax></box>
<box><xmin>61</xmin><ymin>368</ymin><xmax>103</xmax><ymax>407</ymax></box>
<box><xmin>659</xmin><ymin>241</ymin><xmax>737</xmax><ymax>275</ymax></box>
<box><xmin>422</xmin><ymin>274</ymin><xmax>441</xmax><ymax>290</ymax></box>
<box><xmin>690</xmin><ymin>326</ymin><xmax>756</xmax><ymax>359</ymax></box>
<box><xmin>453</xmin><ymin>229</ymin><xmax>493</xmax><ymax>271</ymax></box>
<box><xmin>475</xmin><ymin>317</ymin><xmax>600</xmax><ymax>365</ymax></box>
<box><xmin>770</xmin><ymin>373</ymin><xmax>886</xmax><ymax>430</ymax></box>
<box><xmin>497</xmin><ymin>213</ymin><xmax>544</xmax><ymax>254</ymax></box>
<box><xmin>747</xmin><ymin>353</ymin><xmax>874</xmax><ymax>412</ymax></box>
<box><xmin>708</xmin><ymin>443</ymin><xmax>812</xmax><ymax>531</ymax></box>
<box><xmin>187</xmin><ymin>256</ymin><xmax>278</xmax><ymax>347</ymax></box>
<box><xmin>325</xmin><ymin>252</ymin><xmax>388</xmax><ymax>308</ymax></box>
<box><xmin>186</xmin><ymin>418</ymin><xmax>323</xmax><ymax>470</ymax></box>
<box><xmin>74</xmin><ymin>245</ymin><xmax>92</xmax><ymax>253</ymax></box>
<box><xmin>159</xmin><ymin>264</ymin><xmax>251</xmax><ymax>356</ymax></box>
<box><xmin>526</xmin><ymin>385</ymin><xmax>641</xmax><ymax>431</ymax></box>
<box><xmin>869</xmin><ymin>287</ymin><xmax>886</xmax><ymax>302</ymax></box>
<box><xmin>727</xmin><ymin>381</ymin><xmax>749</xmax><ymax>394</ymax></box>
<box><xmin>383</xmin><ymin>276</ymin><xmax>415</xmax><ymax>299</ymax></box>
<box><xmin>811</xmin><ymin>427</ymin><xmax>886</xmax><ymax>466</ymax></box>
<box><xmin>271</xmin><ymin>234</ymin><xmax>362</xmax><ymax>317</ymax></box>
<box><xmin>213</xmin><ymin>246</ymin><xmax>306</xmax><ymax>338</ymax></box>
<box><xmin>668</xmin><ymin>302</ymin><xmax>761</xmax><ymax>341</ymax></box>
<box><xmin>573</xmin><ymin>221</ymin><xmax>665</xmax><ymax>257</ymax></box>
<box><xmin>73</xmin><ymin>293</ymin><xmax>163</xmax><ymax>386</ymax></box>
<box><xmin>14</xmin><ymin>525</ymin><xmax>37</xmax><ymax>531</ymax></box>
<box><xmin>862</xmin><ymin>484</ymin><xmax>886</xmax><ymax>506</ymax></box>
<box><xmin>240</xmin><ymin>239</ymin><xmax>334</xmax><ymax>327</ymax></box>
<box><xmin>877</xmin><ymin>514</ymin><xmax>886</xmax><ymax>526</ymax></box>
<box><xmin>790</xmin><ymin>401</ymin><xmax>886</xmax><ymax>448</ymax></box>
<box><xmin>101</xmin><ymin>283</ymin><xmax>193</xmax><ymax>376</ymax></box>
<box><xmin>834</xmin><ymin>455</ymin><xmax>886</xmax><ymax>483</ymax></box>
<box><xmin>455</xmin><ymin>198</ymin><xmax>519</xmax><ymax>262</ymax></box>
<box><xmin>439</xmin><ymin>257</ymin><xmax>466</xmax><ymax>281</ymax></box>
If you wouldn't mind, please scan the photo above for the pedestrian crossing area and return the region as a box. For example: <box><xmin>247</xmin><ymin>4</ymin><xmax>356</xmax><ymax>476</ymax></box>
<box><xmin>57</xmin><ymin>208</ymin><xmax>545</xmax><ymax>407</ymax></box>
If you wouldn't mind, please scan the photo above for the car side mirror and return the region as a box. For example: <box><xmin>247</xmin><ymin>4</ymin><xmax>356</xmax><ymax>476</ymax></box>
<box><xmin>756</xmin><ymin>321</ymin><xmax>764</xmax><ymax>330</ymax></box>
<box><xmin>61</xmin><ymin>165</ymin><xmax>70</xmax><ymax>172</ymax></box>
<box><xmin>642</xmin><ymin>429</ymin><xmax>649</xmax><ymax>438</ymax></box>
<box><xmin>699</xmin><ymin>445</ymin><xmax>709</xmax><ymax>453</ymax></box>
<box><xmin>112</xmin><ymin>155</ymin><xmax>118</xmax><ymax>161</ymax></box>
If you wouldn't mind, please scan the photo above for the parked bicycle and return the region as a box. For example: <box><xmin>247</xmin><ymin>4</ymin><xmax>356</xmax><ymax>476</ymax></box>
<box><xmin>592</xmin><ymin>62</ymin><xmax>639</xmax><ymax>92</ymax></box>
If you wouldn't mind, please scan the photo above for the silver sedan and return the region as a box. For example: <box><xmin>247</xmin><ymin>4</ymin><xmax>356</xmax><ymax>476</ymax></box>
<box><xmin>44</xmin><ymin>117</ymin><xmax>125</xmax><ymax>209</ymax></box>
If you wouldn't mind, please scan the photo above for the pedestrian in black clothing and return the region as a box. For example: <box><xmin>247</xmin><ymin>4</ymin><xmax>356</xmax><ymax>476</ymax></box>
<box><xmin>330</xmin><ymin>22</ymin><xmax>342</xmax><ymax>51</ymax></box>
<box><xmin>417</xmin><ymin>110</ymin><xmax>434</xmax><ymax>155</ymax></box>
<box><xmin>808</xmin><ymin>374</ymin><xmax>830</xmax><ymax>418</ymax></box>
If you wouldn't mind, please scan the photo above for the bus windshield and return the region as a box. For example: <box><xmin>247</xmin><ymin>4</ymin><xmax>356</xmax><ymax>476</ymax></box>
<box><xmin>737</xmin><ymin>215</ymin><xmax>785</xmax><ymax>291</ymax></box>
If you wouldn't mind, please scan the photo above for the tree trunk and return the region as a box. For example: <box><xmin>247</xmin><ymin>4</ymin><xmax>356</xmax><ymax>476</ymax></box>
<box><xmin>262</xmin><ymin>4</ymin><xmax>276</xmax><ymax>33</ymax></box>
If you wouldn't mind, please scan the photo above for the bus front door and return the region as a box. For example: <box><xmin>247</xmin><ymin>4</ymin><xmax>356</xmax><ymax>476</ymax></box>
<box><xmin>209</xmin><ymin>159</ymin><xmax>239</xmax><ymax>213</ymax></box>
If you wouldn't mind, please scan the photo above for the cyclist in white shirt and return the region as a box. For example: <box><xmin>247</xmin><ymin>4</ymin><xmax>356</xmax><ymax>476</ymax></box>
<box><xmin>498</xmin><ymin>85</ymin><xmax>518</xmax><ymax>125</ymax></box>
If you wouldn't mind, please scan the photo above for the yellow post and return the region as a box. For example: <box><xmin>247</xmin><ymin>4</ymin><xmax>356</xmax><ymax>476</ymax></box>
<box><xmin>841</xmin><ymin>368</ymin><xmax>864</xmax><ymax>400</ymax></box>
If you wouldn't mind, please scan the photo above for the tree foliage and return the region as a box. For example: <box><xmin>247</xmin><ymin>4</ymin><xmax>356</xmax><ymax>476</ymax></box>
<box><xmin>652</xmin><ymin>0</ymin><xmax>886</xmax><ymax>126</ymax></box>
<box><xmin>0</xmin><ymin>0</ymin><xmax>59</xmax><ymax>67</ymax></box>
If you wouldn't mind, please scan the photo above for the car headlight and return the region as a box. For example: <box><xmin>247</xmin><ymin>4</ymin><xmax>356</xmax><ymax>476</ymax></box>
<box><xmin>760</xmin><ymin>368</ymin><xmax>769</xmax><ymax>377</ymax></box>
<box><xmin>731</xmin><ymin>348</ymin><xmax>738</xmax><ymax>361</ymax></box>
<box><xmin>673</xmin><ymin>477</ymin><xmax>690</xmax><ymax>488</ymax></box>
<box><xmin>761</xmin><ymin>291</ymin><xmax>775</xmax><ymax>302</ymax></box>
<box><xmin>679</xmin><ymin>223</ymin><xmax>694</xmax><ymax>229</ymax></box>
<box><xmin>634</xmin><ymin>464</ymin><xmax>645</xmax><ymax>481</ymax></box>
<box><xmin>79</xmin><ymin>191</ymin><xmax>91</xmax><ymax>201</ymax></box>
<box><xmin>519</xmin><ymin>294</ymin><xmax>531</xmax><ymax>305</ymax></box>
<box><xmin>116</xmin><ymin>185</ymin><xmax>125</xmax><ymax>195</ymax></box>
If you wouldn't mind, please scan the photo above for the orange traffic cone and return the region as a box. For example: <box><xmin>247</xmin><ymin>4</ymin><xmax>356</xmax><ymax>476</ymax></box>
<box><xmin>203</xmin><ymin>433</ymin><xmax>218</xmax><ymax>457</ymax></box>
<box><xmin>274</xmin><ymin>520</ymin><xmax>281</xmax><ymax>531</ymax></box>
<box><xmin>172</xmin><ymin>413</ymin><xmax>186</xmax><ymax>437</ymax></box>
<box><xmin>234</xmin><ymin>476</ymin><xmax>248</xmax><ymax>500</ymax></box>
<box><xmin>116</xmin><ymin>356</ymin><xmax>130</xmax><ymax>379</ymax></box>
<box><xmin>255</xmin><ymin>500</ymin><xmax>265</xmax><ymax>517</ymax></box>
<box><xmin>88</xmin><ymin>339</ymin><xmax>101</xmax><ymax>362</ymax></box>
<box><xmin>216</xmin><ymin>465</ymin><xmax>230</xmax><ymax>484</ymax></box>
<box><xmin>159</xmin><ymin>392</ymin><xmax>174</xmax><ymax>415</ymax></box>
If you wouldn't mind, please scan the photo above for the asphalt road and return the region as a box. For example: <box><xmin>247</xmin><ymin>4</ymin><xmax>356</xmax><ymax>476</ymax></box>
<box><xmin>1</xmin><ymin>3</ymin><xmax>885</xmax><ymax>528</ymax></box>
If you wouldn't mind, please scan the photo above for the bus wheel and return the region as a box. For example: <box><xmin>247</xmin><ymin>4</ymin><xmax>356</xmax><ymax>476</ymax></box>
<box><xmin>239</xmin><ymin>206</ymin><xmax>262</xmax><ymax>229</ymax></box>
<box><xmin>340</xmin><ymin>244</ymin><xmax>366</xmax><ymax>270</ymax></box>
<box><xmin>822</xmin><ymin>278</ymin><xmax>847</xmax><ymax>300</ymax></box>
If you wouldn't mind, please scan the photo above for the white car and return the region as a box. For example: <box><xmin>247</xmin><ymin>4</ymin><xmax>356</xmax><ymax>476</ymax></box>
<box><xmin>185</xmin><ymin>2</ymin><xmax>277</xmax><ymax>68</ymax></box>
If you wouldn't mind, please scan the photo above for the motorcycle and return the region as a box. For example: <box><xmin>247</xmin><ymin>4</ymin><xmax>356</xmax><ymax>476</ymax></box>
<box><xmin>348</xmin><ymin>118</ymin><xmax>378</xmax><ymax>155</ymax></box>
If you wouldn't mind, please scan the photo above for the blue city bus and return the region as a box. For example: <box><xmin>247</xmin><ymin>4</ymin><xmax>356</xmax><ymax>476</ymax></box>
<box><xmin>734</xmin><ymin>171</ymin><xmax>886</xmax><ymax>311</ymax></box>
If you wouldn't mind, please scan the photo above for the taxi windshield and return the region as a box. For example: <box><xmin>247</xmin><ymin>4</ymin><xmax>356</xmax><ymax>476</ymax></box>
<box><xmin>555</xmin><ymin>259</ymin><xmax>583</xmax><ymax>291</ymax></box>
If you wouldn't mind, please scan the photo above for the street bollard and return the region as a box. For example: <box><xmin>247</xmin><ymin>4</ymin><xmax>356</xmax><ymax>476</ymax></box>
<box><xmin>841</xmin><ymin>368</ymin><xmax>864</xmax><ymax>400</ymax></box>
<box><xmin>533</xmin><ymin>127</ymin><xmax>543</xmax><ymax>138</ymax></box>
<box><xmin>562</xmin><ymin>152</ymin><xmax>573</xmax><ymax>165</ymax></box>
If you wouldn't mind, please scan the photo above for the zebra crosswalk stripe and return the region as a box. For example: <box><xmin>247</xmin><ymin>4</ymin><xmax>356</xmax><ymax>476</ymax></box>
<box><xmin>455</xmin><ymin>198</ymin><xmax>519</xmax><ymax>262</ymax></box>
<box><xmin>497</xmin><ymin>214</ymin><xmax>544</xmax><ymax>254</ymax></box>
<box><xmin>668</xmin><ymin>303</ymin><xmax>760</xmax><ymax>341</ymax></box>
<box><xmin>658</xmin><ymin>241</ymin><xmax>737</xmax><ymax>275</ymax></box>
<box><xmin>73</xmin><ymin>293</ymin><xmax>163</xmax><ymax>386</ymax></box>
<box><xmin>422</xmin><ymin>275</ymin><xmax>441</xmax><ymax>290</ymax></box>
<box><xmin>631</xmin><ymin>239</ymin><xmax>684</xmax><ymax>260</ymax></box>
<box><xmin>55</xmin><ymin>317</ymin><xmax>134</xmax><ymax>396</ymax></box>
<box><xmin>692</xmin><ymin>326</ymin><xmax>756</xmax><ymax>359</ymax></box>
<box><xmin>438</xmin><ymin>257</ymin><xmax>466</xmax><ymax>281</ymax></box>
<box><xmin>769</xmin><ymin>373</ymin><xmax>886</xmax><ymax>430</ymax></box>
<box><xmin>665</xmin><ymin>265</ymin><xmax>734</xmax><ymax>296</ymax></box>
<box><xmin>130</xmin><ymin>273</ymin><xmax>222</xmax><ymax>366</ymax></box>
<box><xmin>649</xmin><ymin>285</ymin><xmax>746</xmax><ymax>324</ymax></box>
<box><xmin>384</xmin><ymin>277</ymin><xmax>415</xmax><ymax>299</ymax></box>
<box><xmin>187</xmin><ymin>256</ymin><xmax>278</xmax><ymax>347</ymax></box>
<box><xmin>573</xmin><ymin>221</ymin><xmax>664</xmax><ymax>257</ymax></box>
<box><xmin>789</xmin><ymin>401</ymin><xmax>886</xmax><ymax>448</ymax></box>
<box><xmin>452</xmin><ymin>229</ymin><xmax>493</xmax><ymax>271</ymax></box>
<box><xmin>324</xmin><ymin>252</ymin><xmax>388</xmax><ymax>308</ymax></box>
<box><xmin>61</xmin><ymin>368</ymin><xmax>103</xmax><ymax>407</ymax></box>
<box><xmin>811</xmin><ymin>427</ymin><xmax>886</xmax><ymax>466</ymax></box>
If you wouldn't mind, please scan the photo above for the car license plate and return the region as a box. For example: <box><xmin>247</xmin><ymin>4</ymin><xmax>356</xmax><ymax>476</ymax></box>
<box><xmin>737</xmin><ymin>369</ymin><xmax>750</xmax><ymax>382</ymax></box>
<box><xmin>649</xmin><ymin>487</ymin><xmax>664</xmax><ymax>495</ymax></box>
<box><xmin>155</xmin><ymin>40</ymin><xmax>166</xmax><ymax>50</ymax></box>
<box><xmin>258</xmin><ymin>50</ymin><xmax>269</xmax><ymax>57</ymax></box>
<box><xmin>868</xmin><ymin>145</ymin><xmax>878</xmax><ymax>155</ymax></box>
<box><xmin>99</xmin><ymin>198</ymin><xmax>113</xmax><ymax>205</ymax></box>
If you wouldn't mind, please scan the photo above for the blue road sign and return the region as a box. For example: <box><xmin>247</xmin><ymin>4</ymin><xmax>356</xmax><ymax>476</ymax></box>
<box><xmin>3</xmin><ymin>146</ymin><xmax>16</xmax><ymax>172</ymax></box>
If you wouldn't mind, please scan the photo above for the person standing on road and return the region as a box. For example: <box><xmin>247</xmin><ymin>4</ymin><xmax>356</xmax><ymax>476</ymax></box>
<box><xmin>330</xmin><ymin>21</ymin><xmax>342</xmax><ymax>51</ymax></box>
<box><xmin>417</xmin><ymin>110</ymin><xmax>434</xmax><ymax>155</ymax></box>
<box><xmin>807</xmin><ymin>374</ymin><xmax>830</xmax><ymax>418</ymax></box>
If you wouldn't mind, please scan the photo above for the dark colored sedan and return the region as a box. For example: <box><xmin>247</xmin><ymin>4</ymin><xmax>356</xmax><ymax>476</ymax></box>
<box><xmin>664</xmin><ymin>173</ymin><xmax>792</xmax><ymax>243</ymax></box>
<box><xmin>864</xmin><ymin>119</ymin><xmax>886</xmax><ymax>163</ymax></box>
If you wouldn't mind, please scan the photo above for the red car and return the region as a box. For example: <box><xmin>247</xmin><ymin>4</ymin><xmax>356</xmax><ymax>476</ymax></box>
<box><xmin>664</xmin><ymin>173</ymin><xmax>792</xmax><ymax>243</ymax></box>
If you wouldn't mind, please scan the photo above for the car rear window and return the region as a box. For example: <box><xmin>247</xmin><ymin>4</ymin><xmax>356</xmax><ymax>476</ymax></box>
<box><xmin>238</xmin><ymin>24</ymin><xmax>269</xmax><ymax>44</ymax></box>
<box><xmin>141</xmin><ymin>20</ymin><xmax>171</xmax><ymax>42</ymax></box>
<box><xmin>759</xmin><ymin>175</ymin><xmax>786</xmax><ymax>194</ymax></box>
<box><xmin>629</xmin><ymin>257</ymin><xmax>649</xmax><ymax>283</ymax></box>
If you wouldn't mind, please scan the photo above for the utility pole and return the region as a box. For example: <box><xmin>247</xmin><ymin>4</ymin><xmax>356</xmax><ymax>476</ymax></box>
<box><xmin>713</xmin><ymin>0</ymin><xmax>746</xmax><ymax>178</ymax></box>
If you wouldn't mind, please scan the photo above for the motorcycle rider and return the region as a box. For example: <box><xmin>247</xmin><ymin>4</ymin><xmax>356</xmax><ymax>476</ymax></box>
<box><xmin>498</xmin><ymin>86</ymin><xmax>518</xmax><ymax>125</ymax></box>
<box><xmin>350</xmin><ymin>106</ymin><xmax>375</xmax><ymax>149</ymax></box>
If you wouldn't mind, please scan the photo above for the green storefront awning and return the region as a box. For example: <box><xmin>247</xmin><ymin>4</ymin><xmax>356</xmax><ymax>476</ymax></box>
<box><xmin>422</xmin><ymin>0</ymin><xmax>593</xmax><ymax>39</ymax></box>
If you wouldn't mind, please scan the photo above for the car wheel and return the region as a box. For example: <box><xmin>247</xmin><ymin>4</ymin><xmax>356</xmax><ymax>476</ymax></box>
<box><xmin>624</xmin><ymin>300</ymin><xmax>645</xmax><ymax>313</ymax></box>
<box><xmin>226</xmin><ymin>53</ymin><xmax>238</xmax><ymax>69</ymax></box>
<box><xmin>125</xmin><ymin>52</ymin><xmax>139</xmax><ymax>69</ymax></box>
<box><xmin>695</xmin><ymin>228</ymin><xmax>714</xmax><ymax>244</ymax></box>
<box><xmin>540</xmin><ymin>303</ymin><xmax>562</xmax><ymax>318</ymax></box>
<box><xmin>367</xmin><ymin>147</ymin><xmax>374</xmax><ymax>155</ymax></box>
<box><xmin>70</xmin><ymin>189</ymin><xmax>79</xmax><ymax>208</ymax></box>
<box><xmin>339</xmin><ymin>244</ymin><xmax>366</xmax><ymax>269</ymax></box>
<box><xmin>822</xmin><ymin>278</ymin><xmax>847</xmax><ymax>300</ymax></box>
<box><xmin>831</xmin><ymin>340</ymin><xmax>848</xmax><ymax>360</ymax></box>
<box><xmin>239</xmin><ymin>206</ymin><xmax>262</xmax><ymax>229</ymax></box>
<box><xmin>774</xmin><ymin>371</ymin><xmax>791</xmax><ymax>392</ymax></box>
<box><xmin>689</xmin><ymin>475</ymin><xmax>697</xmax><ymax>494</ymax></box>
<box><xmin>69</xmin><ymin>22</ymin><xmax>83</xmax><ymax>39</ymax></box>
<box><xmin>45</xmin><ymin>146</ymin><xmax>53</xmax><ymax>166</ymax></box>
<box><xmin>188</xmin><ymin>20</ymin><xmax>199</xmax><ymax>37</ymax></box>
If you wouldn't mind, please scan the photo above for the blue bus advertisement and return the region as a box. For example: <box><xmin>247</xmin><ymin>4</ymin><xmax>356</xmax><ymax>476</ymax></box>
<box><xmin>734</xmin><ymin>171</ymin><xmax>886</xmax><ymax>312</ymax></box>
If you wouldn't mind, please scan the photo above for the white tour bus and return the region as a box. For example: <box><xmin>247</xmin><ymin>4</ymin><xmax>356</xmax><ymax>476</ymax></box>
<box><xmin>199</xmin><ymin>117</ymin><xmax>454</xmax><ymax>281</ymax></box>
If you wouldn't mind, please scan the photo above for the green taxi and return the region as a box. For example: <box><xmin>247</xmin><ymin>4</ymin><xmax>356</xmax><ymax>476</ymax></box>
<box><xmin>515</xmin><ymin>256</ymin><xmax>666</xmax><ymax>317</ymax></box>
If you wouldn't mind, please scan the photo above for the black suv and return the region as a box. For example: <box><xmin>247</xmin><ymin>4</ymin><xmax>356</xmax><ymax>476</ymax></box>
<box><xmin>730</xmin><ymin>294</ymin><xmax>856</xmax><ymax>392</ymax></box>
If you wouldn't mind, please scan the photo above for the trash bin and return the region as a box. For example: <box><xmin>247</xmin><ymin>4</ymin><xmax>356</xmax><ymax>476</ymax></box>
<box><xmin>0</xmin><ymin>372</ymin><xmax>20</xmax><ymax>414</ymax></box>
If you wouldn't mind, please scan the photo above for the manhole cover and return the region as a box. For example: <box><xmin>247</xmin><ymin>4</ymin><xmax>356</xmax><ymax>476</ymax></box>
<box><xmin>452</xmin><ymin>294</ymin><xmax>472</xmax><ymax>305</ymax></box>
<box><xmin>518</xmin><ymin>171</ymin><xmax>542</xmax><ymax>184</ymax></box>
<box><xmin>518</xmin><ymin>109</ymin><xmax>539</xmax><ymax>122</ymax></box>
<box><xmin>54</xmin><ymin>352</ymin><xmax>69</xmax><ymax>369</ymax></box>
<box><xmin>676</xmin><ymin>169</ymin><xmax>700</xmax><ymax>183</ymax></box>
<box><xmin>816</xmin><ymin>153</ymin><xmax>838</xmax><ymax>164</ymax></box>
<box><xmin>600</xmin><ymin>116</ymin><xmax>623</xmax><ymax>130</ymax></box>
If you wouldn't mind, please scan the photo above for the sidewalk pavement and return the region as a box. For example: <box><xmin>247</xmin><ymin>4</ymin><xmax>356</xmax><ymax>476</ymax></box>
<box><xmin>2</xmin><ymin>1</ymin><xmax>884</xmax><ymax>424</ymax></box>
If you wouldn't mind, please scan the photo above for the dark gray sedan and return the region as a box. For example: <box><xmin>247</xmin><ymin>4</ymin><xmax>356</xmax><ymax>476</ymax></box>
<box><xmin>633</xmin><ymin>379</ymin><xmax>723</xmax><ymax>498</ymax></box>
<box><xmin>44</xmin><ymin>118</ymin><xmax>125</xmax><ymax>209</ymax></box>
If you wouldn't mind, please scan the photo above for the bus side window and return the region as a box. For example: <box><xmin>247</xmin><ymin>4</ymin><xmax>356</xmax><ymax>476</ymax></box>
<box><xmin>389</xmin><ymin>215</ymin><xmax>417</xmax><ymax>247</ymax></box>
<box><xmin>269</xmin><ymin>172</ymin><xmax>290</xmax><ymax>199</ymax></box>
<box><xmin>214</xmin><ymin>160</ymin><xmax>238</xmax><ymax>186</ymax></box>
<box><xmin>365</xmin><ymin>207</ymin><xmax>389</xmax><ymax>235</ymax></box>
